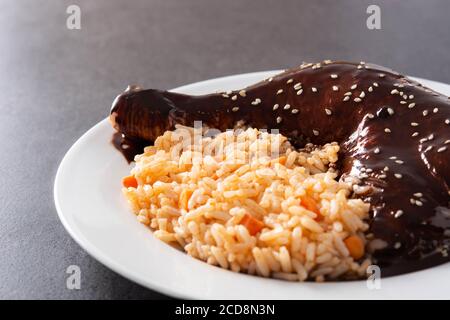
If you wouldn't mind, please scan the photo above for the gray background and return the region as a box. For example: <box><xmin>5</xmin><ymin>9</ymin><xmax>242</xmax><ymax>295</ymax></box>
<box><xmin>0</xmin><ymin>0</ymin><xmax>449</xmax><ymax>299</ymax></box>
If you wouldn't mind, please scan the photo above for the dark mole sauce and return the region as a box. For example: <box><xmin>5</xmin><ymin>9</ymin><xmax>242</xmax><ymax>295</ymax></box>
<box><xmin>112</xmin><ymin>132</ymin><xmax>149</xmax><ymax>163</ymax></box>
<box><xmin>110</xmin><ymin>61</ymin><xmax>450</xmax><ymax>278</ymax></box>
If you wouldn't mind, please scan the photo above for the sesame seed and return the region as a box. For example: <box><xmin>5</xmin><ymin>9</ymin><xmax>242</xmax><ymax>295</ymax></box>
<box><xmin>232</xmin><ymin>107</ymin><xmax>239</xmax><ymax>112</ymax></box>
<box><xmin>291</xmin><ymin>109</ymin><xmax>299</xmax><ymax>114</ymax></box>
<box><xmin>276</xmin><ymin>89</ymin><xmax>283</xmax><ymax>95</ymax></box>
<box><xmin>423</xmin><ymin>110</ymin><xmax>429</xmax><ymax>116</ymax></box>
<box><xmin>367</xmin><ymin>113</ymin><xmax>375</xmax><ymax>119</ymax></box>
<box><xmin>296</xmin><ymin>89</ymin><xmax>303</xmax><ymax>95</ymax></box>
<box><xmin>433</xmin><ymin>108</ymin><xmax>439</xmax><ymax>113</ymax></box>
<box><xmin>330</xmin><ymin>74</ymin><xmax>338</xmax><ymax>79</ymax></box>
<box><xmin>411</xmin><ymin>122</ymin><xmax>419</xmax><ymax>127</ymax></box>
<box><xmin>359</xmin><ymin>91</ymin><xmax>366</xmax><ymax>98</ymax></box>
<box><xmin>419</xmin><ymin>138</ymin><xmax>428</xmax><ymax>143</ymax></box>
<box><xmin>368</xmin><ymin>86</ymin><xmax>373</xmax><ymax>92</ymax></box>
<box><xmin>446</xmin><ymin>119</ymin><xmax>450</xmax><ymax>124</ymax></box>
<box><xmin>325</xmin><ymin>108</ymin><xmax>332</xmax><ymax>115</ymax></box>
<box><xmin>394</xmin><ymin>173</ymin><xmax>403</xmax><ymax>179</ymax></box>
<box><xmin>283</xmin><ymin>104</ymin><xmax>291</xmax><ymax>110</ymax></box>
<box><xmin>391</xmin><ymin>89</ymin><xmax>399</xmax><ymax>94</ymax></box>
<box><xmin>387</xmin><ymin>107</ymin><xmax>395</xmax><ymax>115</ymax></box>
<box><xmin>389</xmin><ymin>156</ymin><xmax>397</xmax><ymax>160</ymax></box>
<box><xmin>354</xmin><ymin>97</ymin><xmax>362</xmax><ymax>102</ymax></box>
<box><xmin>425</xmin><ymin>146</ymin><xmax>433</xmax><ymax>152</ymax></box>
<box><xmin>394</xmin><ymin>210</ymin><xmax>404</xmax><ymax>218</ymax></box>
<box><xmin>313</xmin><ymin>130</ymin><xmax>319</xmax><ymax>136</ymax></box>
<box><xmin>294</xmin><ymin>83</ymin><xmax>302</xmax><ymax>90</ymax></box>
<box><xmin>437</xmin><ymin>146</ymin><xmax>447</xmax><ymax>153</ymax></box>
<box><xmin>231</xmin><ymin>95</ymin><xmax>237</xmax><ymax>101</ymax></box>
<box><xmin>409</xmin><ymin>95</ymin><xmax>414</xmax><ymax>99</ymax></box>
<box><xmin>394</xmin><ymin>242</ymin><xmax>402</xmax><ymax>249</ymax></box>
<box><xmin>415</xmin><ymin>200</ymin><xmax>423</xmax><ymax>206</ymax></box>
<box><xmin>412</xmin><ymin>132</ymin><xmax>419</xmax><ymax>137</ymax></box>
<box><xmin>343</xmin><ymin>96</ymin><xmax>350</xmax><ymax>102</ymax></box>
<box><xmin>350</xmin><ymin>84</ymin><xmax>357</xmax><ymax>90</ymax></box>
<box><xmin>385</xmin><ymin>128</ymin><xmax>391</xmax><ymax>133</ymax></box>
<box><xmin>311</xmin><ymin>87</ymin><xmax>318</xmax><ymax>92</ymax></box>
<box><xmin>379</xmin><ymin>74</ymin><xmax>385</xmax><ymax>78</ymax></box>
<box><xmin>276</xmin><ymin>116</ymin><xmax>282</xmax><ymax>123</ymax></box>
<box><xmin>344</xmin><ymin>92</ymin><xmax>352</xmax><ymax>96</ymax></box>
<box><xmin>379</xmin><ymin>174</ymin><xmax>387</xmax><ymax>179</ymax></box>
<box><xmin>428</xmin><ymin>134</ymin><xmax>434</xmax><ymax>140</ymax></box>
<box><xmin>383</xmin><ymin>166</ymin><xmax>389</xmax><ymax>171</ymax></box>
<box><xmin>287</xmin><ymin>79</ymin><xmax>294</xmax><ymax>84</ymax></box>
<box><xmin>445</xmin><ymin>140</ymin><xmax>450</xmax><ymax>144</ymax></box>
<box><xmin>395</xmin><ymin>160</ymin><xmax>404</xmax><ymax>164</ymax></box>
<box><xmin>222</xmin><ymin>94</ymin><xmax>229</xmax><ymax>98</ymax></box>
<box><xmin>373</xmin><ymin>82</ymin><xmax>379</xmax><ymax>87</ymax></box>
<box><xmin>357</xmin><ymin>65</ymin><xmax>363</xmax><ymax>69</ymax></box>
<box><xmin>374</xmin><ymin>147</ymin><xmax>380</xmax><ymax>154</ymax></box>
<box><xmin>239</xmin><ymin>90</ymin><xmax>246</xmax><ymax>97</ymax></box>
<box><xmin>408</xmin><ymin>103</ymin><xmax>415</xmax><ymax>109</ymax></box>
<box><xmin>273</xmin><ymin>104</ymin><xmax>279</xmax><ymax>110</ymax></box>
<box><xmin>403</xmin><ymin>94</ymin><xmax>408</xmax><ymax>100</ymax></box>
<box><xmin>332</xmin><ymin>85</ymin><xmax>339</xmax><ymax>91</ymax></box>
<box><xmin>268</xmin><ymin>77</ymin><xmax>273</xmax><ymax>82</ymax></box>
<box><xmin>400</xmin><ymin>101</ymin><xmax>407</xmax><ymax>104</ymax></box>
<box><xmin>414</xmin><ymin>193</ymin><xmax>423</xmax><ymax>197</ymax></box>
<box><xmin>251</xmin><ymin>98</ymin><xmax>261</xmax><ymax>106</ymax></box>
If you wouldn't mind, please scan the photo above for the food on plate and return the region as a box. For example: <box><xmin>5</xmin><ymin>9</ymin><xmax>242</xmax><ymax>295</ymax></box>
<box><xmin>122</xmin><ymin>127</ymin><xmax>370</xmax><ymax>281</ymax></box>
<box><xmin>111</xmin><ymin>60</ymin><xmax>450</xmax><ymax>280</ymax></box>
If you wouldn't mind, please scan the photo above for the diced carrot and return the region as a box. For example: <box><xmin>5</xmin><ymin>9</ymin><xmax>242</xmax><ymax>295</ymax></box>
<box><xmin>239</xmin><ymin>213</ymin><xmax>264</xmax><ymax>236</ymax></box>
<box><xmin>344</xmin><ymin>235</ymin><xmax>365</xmax><ymax>260</ymax></box>
<box><xmin>122</xmin><ymin>175</ymin><xmax>138</xmax><ymax>188</ymax></box>
<box><xmin>270</xmin><ymin>156</ymin><xmax>287</xmax><ymax>165</ymax></box>
<box><xmin>300</xmin><ymin>196</ymin><xmax>320</xmax><ymax>215</ymax></box>
<box><xmin>179</xmin><ymin>189</ymin><xmax>193</xmax><ymax>210</ymax></box>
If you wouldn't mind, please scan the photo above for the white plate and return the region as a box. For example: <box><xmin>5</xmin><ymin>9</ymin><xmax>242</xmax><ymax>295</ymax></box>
<box><xmin>54</xmin><ymin>70</ymin><xmax>450</xmax><ymax>299</ymax></box>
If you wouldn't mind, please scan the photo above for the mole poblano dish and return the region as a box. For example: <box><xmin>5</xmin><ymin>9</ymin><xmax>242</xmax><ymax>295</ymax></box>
<box><xmin>110</xmin><ymin>60</ymin><xmax>450</xmax><ymax>281</ymax></box>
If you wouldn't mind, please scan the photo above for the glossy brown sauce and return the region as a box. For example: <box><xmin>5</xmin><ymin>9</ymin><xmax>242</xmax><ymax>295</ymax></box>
<box><xmin>110</xmin><ymin>61</ymin><xmax>450</xmax><ymax>277</ymax></box>
<box><xmin>112</xmin><ymin>132</ymin><xmax>148</xmax><ymax>163</ymax></box>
